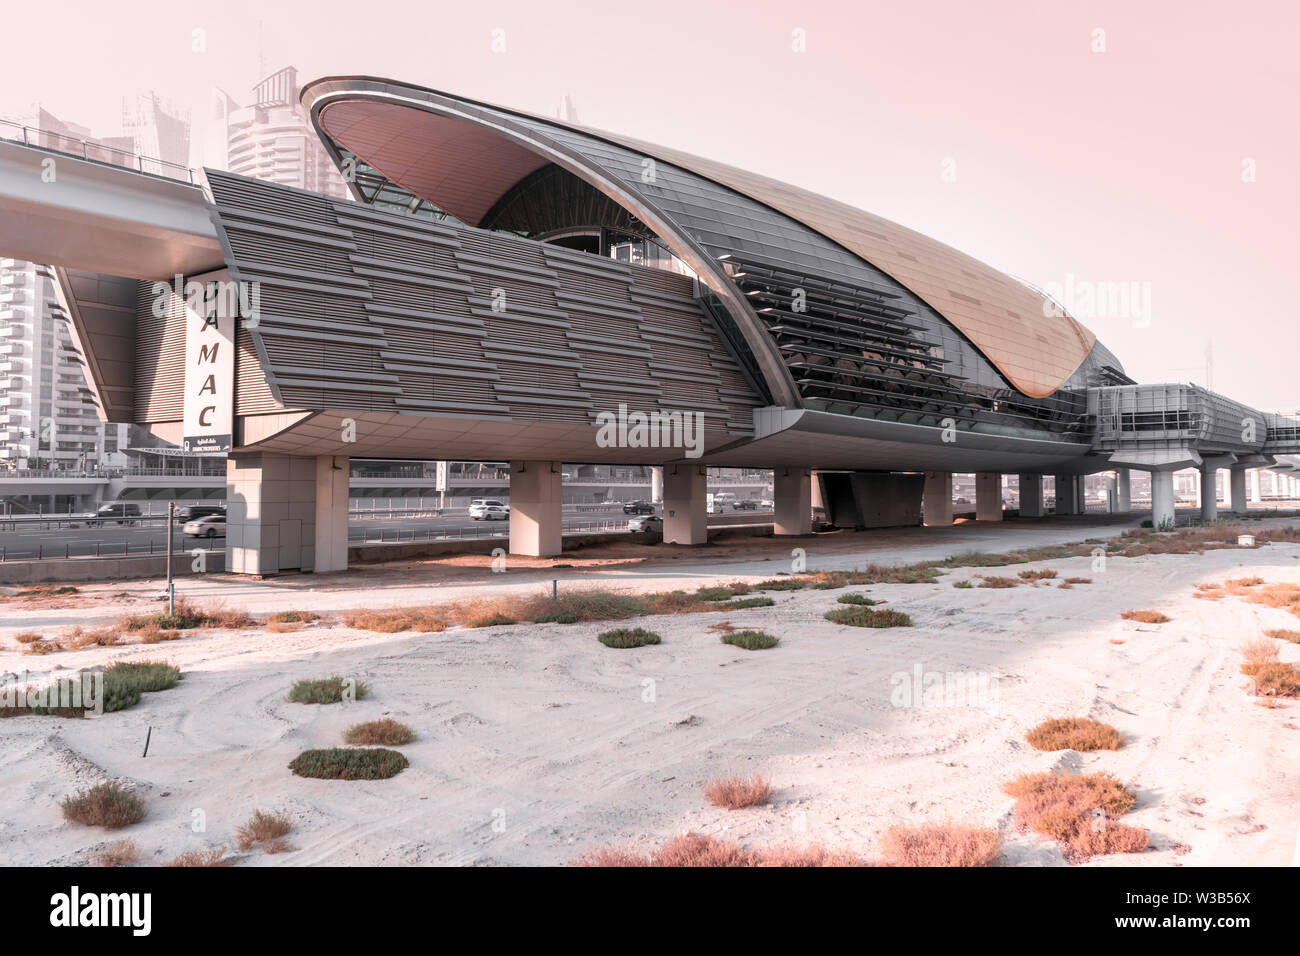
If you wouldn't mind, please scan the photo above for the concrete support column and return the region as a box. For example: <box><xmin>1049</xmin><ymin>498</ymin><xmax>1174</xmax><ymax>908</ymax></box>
<box><xmin>923</xmin><ymin>471</ymin><xmax>953</xmax><ymax>526</ymax></box>
<box><xmin>1249</xmin><ymin>469</ymin><xmax>1261</xmax><ymax>503</ymax></box>
<box><xmin>649</xmin><ymin>466</ymin><xmax>663</xmax><ymax>504</ymax></box>
<box><xmin>772</xmin><ymin>468</ymin><xmax>812</xmax><ymax>535</ymax></box>
<box><xmin>314</xmin><ymin>455</ymin><xmax>349</xmax><ymax>573</ymax></box>
<box><xmin>1151</xmin><ymin>470</ymin><xmax>1175</xmax><ymax>529</ymax></box>
<box><xmin>1076</xmin><ymin>475</ymin><xmax>1089</xmax><ymax>514</ymax></box>
<box><xmin>508</xmin><ymin>460</ymin><xmax>563</xmax><ymax>556</ymax></box>
<box><xmin>1115</xmin><ymin>469</ymin><xmax>1132</xmax><ymax>512</ymax></box>
<box><xmin>1200</xmin><ymin>464</ymin><xmax>1219</xmax><ymax>521</ymax></box>
<box><xmin>975</xmin><ymin>472</ymin><xmax>1003</xmax><ymax>521</ymax></box>
<box><xmin>1018</xmin><ymin>474</ymin><xmax>1044</xmax><ymax>517</ymax></box>
<box><xmin>226</xmin><ymin>453</ymin><xmax>317</xmax><ymax>575</ymax></box>
<box><xmin>663</xmin><ymin>465</ymin><xmax>707</xmax><ymax>544</ymax></box>
<box><xmin>1227</xmin><ymin>468</ymin><xmax>1249</xmax><ymax>515</ymax></box>
<box><xmin>1053</xmin><ymin>475</ymin><xmax>1078</xmax><ymax>515</ymax></box>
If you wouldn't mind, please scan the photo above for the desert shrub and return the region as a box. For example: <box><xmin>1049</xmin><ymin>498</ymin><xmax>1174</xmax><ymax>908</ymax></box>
<box><xmin>755</xmin><ymin>578</ymin><xmax>806</xmax><ymax>592</ymax></box>
<box><xmin>952</xmin><ymin>580</ymin><xmax>974</xmax><ymax>589</ymax></box>
<box><xmin>1265</xmin><ymin>629</ymin><xmax>1300</xmax><ymax>643</ymax></box>
<box><xmin>836</xmin><ymin>593</ymin><xmax>879</xmax><ymax>606</ymax></box>
<box><xmin>267</xmin><ymin>610</ymin><xmax>321</xmax><ymax>624</ymax></box>
<box><xmin>287</xmin><ymin>676</ymin><xmax>369</xmax><ymax>705</ymax></box>
<box><xmin>1241</xmin><ymin>658</ymin><xmax>1300</xmax><ymax>697</ymax></box>
<box><xmin>978</xmin><ymin>576</ymin><xmax>1020</xmax><ymax>589</ymax></box>
<box><xmin>824</xmin><ymin>606</ymin><xmax>912</xmax><ymax>628</ymax></box>
<box><xmin>534</xmin><ymin>611</ymin><xmax>579</xmax><ymax>624</ymax></box>
<box><xmin>696</xmin><ymin>584</ymin><xmax>752</xmax><ymax>601</ymax></box>
<box><xmin>724</xmin><ymin>596</ymin><xmax>776</xmax><ymax>609</ymax></box>
<box><xmin>575</xmin><ymin>833</ymin><xmax>866</xmax><ymax>867</ymax></box>
<box><xmin>92</xmin><ymin>839</ymin><xmax>139</xmax><ymax>867</ymax></box>
<box><xmin>704</xmin><ymin>773</ymin><xmax>773</xmax><ymax>809</ymax></box>
<box><xmin>342</xmin><ymin>606</ymin><xmax>448</xmax><ymax>633</ymax></box>
<box><xmin>137</xmin><ymin>626</ymin><xmax>181</xmax><ymax>644</ymax></box>
<box><xmin>21</xmin><ymin>640</ymin><xmax>62</xmax><ymax>655</ymax></box>
<box><xmin>65</xmin><ymin>626</ymin><xmax>121</xmax><ymax>649</ymax></box>
<box><xmin>164</xmin><ymin>848</ymin><xmax>231</xmax><ymax>867</ymax></box>
<box><xmin>720</xmin><ymin>629</ymin><xmax>779</xmax><ymax>650</ymax></box>
<box><xmin>472</xmin><ymin>614</ymin><xmax>516</xmax><ymax>628</ymax></box>
<box><xmin>1225</xmin><ymin>576</ymin><xmax>1264</xmax><ymax>588</ymax></box>
<box><xmin>288</xmin><ymin>747</ymin><xmax>408</xmax><ymax>780</ymax></box>
<box><xmin>13</xmin><ymin>632</ymin><xmax>43</xmax><ymax>644</ymax></box>
<box><xmin>236</xmin><ymin>810</ymin><xmax>294</xmax><ymax>852</ymax></box>
<box><xmin>1026</xmin><ymin>717</ymin><xmax>1122</xmax><ymax>752</ymax></box>
<box><xmin>343</xmin><ymin>718</ymin><xmax>415</xmax><ymax>745</ymax></box>
<box><xmin>61</xmin><ymin>782</ymin><xmax>145</xmax><ymax>829</ymax></box>
<box><xmin>123</xmin><ymin>596</ymin><xmax>255</xmax><ymax>631</ymax></box>
<box><xmin>1121</xmin><ymin>609</ymin><xmax>1169</xmax><ymax>624</ymax></box>
<box><xmin>1063</xmin><ymin>577</ymin><xmax>1092</xmax><ymax>585</ymax></box>
<box><xmin>1018</xmin><ymin>569</ymin><xmax>1058</xmax><ymax>581</ymax></box>
<box><xmin>879</xmin><ymin>823</ymin><xmax>1001</xmax><ymax>867</ymax></box>
<box><xmin>1002</xmin><ymin>770</ymin><xmax>1147</xmax><ymax>861</ymax></box>
<box><xmin>597</xmin><ymin>627</ymin><xmax>661</xmax><ymax>649</ymax></box>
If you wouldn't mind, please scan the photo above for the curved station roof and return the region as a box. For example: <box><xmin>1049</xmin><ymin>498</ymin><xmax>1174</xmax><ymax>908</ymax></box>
<box><xmin>302</xmin><ymin>76</ymin><xmax>1096</xmax><ymax>400</ymax></box>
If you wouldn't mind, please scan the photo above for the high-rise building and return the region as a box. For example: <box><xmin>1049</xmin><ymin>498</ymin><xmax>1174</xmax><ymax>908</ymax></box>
<box><xmin>207</xmin><ymin>66</ymin><xmax>348</xmax><ymax>198</ymax></box>
<box><xmin>0</xmin><ymin>103</ymin><xmax>189</xmax><ymax>472</ymax></box>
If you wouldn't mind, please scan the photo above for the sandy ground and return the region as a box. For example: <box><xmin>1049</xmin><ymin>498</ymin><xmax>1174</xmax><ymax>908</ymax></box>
<box><xmin>2</xmin><ymin>516</ymin><xmax>1298</xmax><ymax>867</ymax></box>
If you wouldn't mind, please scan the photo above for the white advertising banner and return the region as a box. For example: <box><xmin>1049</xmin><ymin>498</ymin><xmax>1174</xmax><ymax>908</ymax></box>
<box><xmin>181</xmin><ymin>269</ymin><xmax>236</xmax><ymax>455</ymax></box>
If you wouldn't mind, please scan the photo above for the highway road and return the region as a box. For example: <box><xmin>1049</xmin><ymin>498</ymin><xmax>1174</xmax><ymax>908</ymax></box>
<box><xmin>0</xmin><ymin>505</ymin><xmax>774</xmax><ymax>561</ymax></box>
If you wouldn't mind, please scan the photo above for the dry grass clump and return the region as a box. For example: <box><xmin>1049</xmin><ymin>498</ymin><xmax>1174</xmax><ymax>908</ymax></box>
<box><xmin>807</xmin><ymin>563</ymin><xmax>944</xmax><ymax>587</ymax></box>
<box><xmin>1240</xmin><ymin>638</ymin><xmax>1300</xmax><ymax>697</ymax></box>
<box><xmin>64</xmin><ymin>625</ymin><xmax>121</xmax><ymax>649</ymax></box>
<box><xmin>824</xmin><ymin>606</ymin><xmax>912</xmax><ymax>628</ymax></box>
<box><xmin>1225</xmin><ymin>576</ymin><xmax>1264</xmax><ymax>588</ymax></box>
<box><xmin>695</xmin><ymin>583</ymin><xmax>753</xmax><ymax>601</ymax></box>
<box><xmin>1018</xmin><ymin>569</ymin><xmax>1058</xmax><ymax>581</ymax></box>
<box><xmin>13</xmin><ymin>631</ymin><xmax>43</xmax><ymax>644</ymax></box>
<box><xmin>754</xmin><ymin>577</ymin><xmax>806</xmax><ymax>591</ymax></box>
<box><xmin>236</xmin><ymin>810</ymin><xmax>294</xmax><ymax>852</ymax></box>
<box><xmin>1063</xmin><ymin>577</ymin><xmax>1092</xmax><ymax>584</ymax></box>
<box><xmin>164</xmin><ymin>848</ymin><xmax>231</xmax><ymax>867</ymax></box>
<box><xmin>61</xmin><ymin>782</ymin><xmax>146</xmax><ymax>829</ymax></box>
<box><xmin>704</xmin><ymin>773</ymin><xmax>773</xmax><ymax>809</ymax></box>
<box><xmin>21</xmin><ymin>639</ymin><xmax>63</xmax><ymax>655</ymax></box>
<box><xmin>343</xmin><ymin>718</ymin><xmax>415</xmax><ymax>745</ymax></box>
<box><xmin>1213</xmin><ymin>580</ymin><xmax>1300</xmax><ymax>620</ymax></box>
<box><xmin>266</xmin><ymin>622</ymin><xmax>300</xmax><ymax>633</ymax></box>
<box><xmin>0</xmin><ymin>585</ymin><xmax>79</xmax><ymax>604</ymax></box>
<box><xmin>574</xmin><ymin>832</ymin><xmax>868</xmax><ymax>867</ymax></box>
<box><xmin>1121</xmin><ymin>609</ymin><xmax>1169</xmax><ymax>624</ymax></box>
<box><xmin>93</xmin><ymin>839</ymin><xmax>139</xmax><ymax>867</ymax></box>
<box><xmin>1002</xmin><ymin>770</ymin><xmax>1147</xmax><ymax>861</ymax></box>
<box><xmin>978</xmin><ymin>576</ymin><xmax>1020</xmax><ymax>589</ymax></box>
<box><xmin>138</xmin><ymin>625</ymin><xmax>181</xmax><ymax>644</ymax></box>
<box><xmin>122</xmin><ymin>596</ymin><xmax>256</xmax><ymax>632</ymax></box>
<box><xmin>341</xmin><ymin>606</ymin><xmax>448</xmax><ymax>633</ymax></box>
<box><xmin>1265</xmin><ymin>628</ymin><xmax>1300</xmax><ymax>643</ymax></box>
<box><xmin>836</xmin><ymin>593</ymin><xmax>878</xmax><ymax>606</ymax></box>
<box><xmin>878</xmin><ymin>823</ymin><xmax>1002</xmax><ymax>867</ymax></box>
<box><xmin>1026</xmin><ymin>717</ymin><xmax>1122</xmax><ymax>752</ymax></box>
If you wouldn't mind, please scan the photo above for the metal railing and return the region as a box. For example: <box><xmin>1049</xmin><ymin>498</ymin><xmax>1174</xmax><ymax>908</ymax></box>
<box><xmin>0</xmin><ymin>118</ymin><xmax>197</xmax><ymax>185</ymax></box>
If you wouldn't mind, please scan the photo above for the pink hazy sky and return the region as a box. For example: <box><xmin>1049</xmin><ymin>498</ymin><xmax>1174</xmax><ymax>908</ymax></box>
<box><xmin>3</xmin><ymin>0</ymin><xmax>1297</xmax><ymax>409</ymax></box>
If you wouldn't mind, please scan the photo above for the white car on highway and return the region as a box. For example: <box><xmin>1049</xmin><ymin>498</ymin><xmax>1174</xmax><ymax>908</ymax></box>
<box><xmin>474</xmin><ymin>503</ymin><xmax>510</xmax><ymax>521</ymax></box>
<box><xmin>469</xmin><ymin>498</ymin><xmax>507</xmax><ymax>519</ymax></box>
<box><xmin>183</xmin><ymin>514</ymin><xmax>226</xmax><ymax>538</ymax></box>
<box><xmin>628</xmin><ymin>514</ymin><xmax>663</xmax><ymax>534</ymax></box>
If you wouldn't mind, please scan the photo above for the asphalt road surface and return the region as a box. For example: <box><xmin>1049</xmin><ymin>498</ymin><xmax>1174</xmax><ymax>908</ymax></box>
<box><xmin>0</xmin><ymin>505</ymin><xmax>773</xmax><ymax>561</ymax></box>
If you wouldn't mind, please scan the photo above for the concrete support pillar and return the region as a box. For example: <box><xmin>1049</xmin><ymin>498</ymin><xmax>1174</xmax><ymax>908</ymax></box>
<box><xmin>923</xmin><ymin>471</ymin><xmax>953</xmax><ymax>526</ymax></box>
<box><xmin>1200</xmin><ymin>464</ymin><xmax>1219</xmax><ymax>521</ymax></box>
<box><xmin>314</xmin><ymin>455</ymin><xmax>349</xmax><ymax>572</ymax></box>
<box><xmin>649</xmin><ymin>466</ymin><xmax>663</xmax><ymax>504</ymax></box>
<box><xmin>1076</xmin><ymin>475</ymin><xmax>1088</xmax><ymax>514</ymax></box>
<box><xmin>1115</xmin><ymin>469</ymin><xmax>1132</xmax><ymax>512</ymax></box>
<box><xmin>508</xmin><ymin>460</ymin><xmax>563</xmax><ymax>556</ymax></box>
<box><xmin>1018</xmin><ymin>474</ymin><xmax>1044</xmax><ymax>517</ymax></box>
<box><xmin>1151</xmin><ymin>470</ymin><xmax>1175</xmax><ymax>530</ymax></box>
<box><xmin>1249</xmin><ymin>469</ymin><xmax>1261</xmax><ymax>503</ymax></box>
<box><xmin>226</xmin><ymin>453</ymin><xmax>317</xmax><ymax>575</ymax></box>
<box><xmin>1227</xmin><ymin>468</ymin><xmax>1249</xmax><ymax>515</ymax></box>
<box><xmin>1053</xmin><ymin>475</ymin><xmax>1078</xmax><ymax>515</ymax></box>
<box><xmin>773</xmin><ymin>468</ymin><xmax>812</xmax><ymax>535</ymax></box>
<box><xmin>663</xmin><ymin>465</ymin><xmax>707</xmax><ymax>544</ymax></box>
<box><xmin>975</xmin><ymin>472</ymin><xmax>1002</xmax><ymax>521</ymax></box>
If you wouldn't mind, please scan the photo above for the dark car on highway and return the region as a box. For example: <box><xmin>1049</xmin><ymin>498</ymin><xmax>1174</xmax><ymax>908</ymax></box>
<box><xmin>176</xmin><ymin>505</ymin><xmax>226</xmax><ymax>523</ymax></box>
<box><xmin>731</xmin><ymin>499</ymin><xmax>760</xmax><ymax>510</ymax></box>
<box><xmin>86</xmin><ymin>503</ymin><xmax>142</xmax><ymax>526</ymax></box>
<box><xmin>623</xmin><ymin>500</ymin><xmax>655</xmax><ymax>515</ymax></box>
